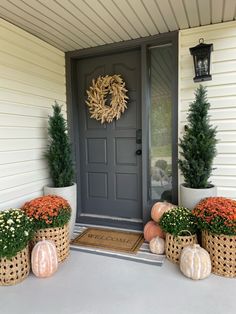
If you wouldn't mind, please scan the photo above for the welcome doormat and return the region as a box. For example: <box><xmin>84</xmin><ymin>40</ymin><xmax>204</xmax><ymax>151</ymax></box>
<box><xmin>71</xmin><ymin>227</ymin><xmax>144</xmax><ymax>254</ymax></box>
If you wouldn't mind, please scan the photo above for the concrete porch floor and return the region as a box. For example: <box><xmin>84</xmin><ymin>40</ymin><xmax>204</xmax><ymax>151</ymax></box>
<box><xmin>0</xmin><ymin>250</ymin><xmax>235</xmax><ymax>314</ymax></box>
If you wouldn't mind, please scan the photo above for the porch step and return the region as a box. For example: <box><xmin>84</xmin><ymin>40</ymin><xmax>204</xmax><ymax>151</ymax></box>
<box><xmin>70</xmin><ymin>224</ymin><xmax>165</xmax><ymax>266</ymax></box>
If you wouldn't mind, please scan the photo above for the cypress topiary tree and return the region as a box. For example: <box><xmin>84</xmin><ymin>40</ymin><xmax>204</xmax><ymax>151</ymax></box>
<box><xmin>45</xmin><ymin>102</ymin><xmax>74</xmax><ymax>187</ymax></box>
<box><xmin>178</xmin><ymin>85</ymin><xmax>217</xmax><ymax>189</ymax></box>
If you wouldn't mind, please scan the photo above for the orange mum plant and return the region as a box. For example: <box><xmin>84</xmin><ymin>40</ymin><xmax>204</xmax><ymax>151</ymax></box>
<box><xmin>22</xmin><ymin>195</ymin><xmax>71</xmax><ymax>230</ymax></box>
<box><xmin>193</xmin><ymin>197</ymin><xmax>236</xmax><ymax>235</ymax></box>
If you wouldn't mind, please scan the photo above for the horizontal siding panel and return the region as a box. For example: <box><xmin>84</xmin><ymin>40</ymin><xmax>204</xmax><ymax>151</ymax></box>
<box><xmin>0</xmin><ymin>89</ymin><xmax>65</xmax><ymax>109</ymax></box>
<box><xmin>181</xmin><ymin>48</ymin><xmax>236</xmax><ymax>64</ymax></box>
<box><xmin>0</xmin><ymin>169</ymin><xmax>49</xmax><ymax>190</ymax></box>
<box><xmin>0</xmin><ymin>127</ymin><xmax>47</xmax><ymax>139</ymax></box>
<box><xmin>0</xmin><ymin>19</ymin><xmax>65</xmax><ymax>209</ymax></box>
<box><xmin>213</xmin><ymin>165</ymin><xmax>236</xmax><ymax>176</ymax></box>
<box><xmin>181</xmin><ymin>96</ymin><xmax>236</xmax><ymax>111</ymax></box>
<box><xmin>217</xmin><ymin>143</ymin><xmax>236</xmax><ymax>154</ymax></box>
<box><xmin>0</xmin><ymin>149</ymin><xmax>44</xmax><ymax>164</ymax></box>
<box><xmin>181</xmin><ymin>60</ymin><xmax>236</xmax><ymax>78</ymax></box>
<box><xmin>0</xmin><ymin>29</ymin><xmax>64</xmax><ymax>65</ymax></box>
<box><xmin>180</xmin><ymin>120</ymin><xmax>236</xmax><ymax>131</ymax></box>
<box><xmin>214</xmin><ymin>154</ymin><xmax>236</xmax><ymax>165</ymax></box>
<box><xmin>217</xmin><ymin>132</ymin><xmax>236</xmax><ymax>142</ymax></box>
<box><xmin>211</xmin><ymin>176</ymin><xmax>236</xmax><ymax>187</ymax></box>
<box><xmin>216</xmin><ymin>187</ymin><xmax>236</xmax><ymax>198</ymax></box>
<box><xmin>181</xmin><ymin>36</ymin><xmax>236</xmax><ymax>51</ymax></box>
<box><xmin>0</xmin><ymin>77</ymin><xmax>65</xmax><ymax>101</ymax></box>
<box><xmin>0</xmin><ymin>139</ymin><xmax>47</xmax><ymax>151</ymax></box>
<box><xmin>0</xmin><ymin>191</ymin><xmax>43</xmax><ymax>211</ymax></box>
<box><xmin>0</xmin><ymin>18</ymin><xmax>64</xmax><ymax>56</ymax></box>
<box><xmin>181</xmin><ymin>85</ymin><xmax>236</xmax><ymax>101</ymax></box>
<box><xmin>0</xmin><ymin>38</ymin><xmax>65</xmax><ymax>73</ymax></box>
<box><xmin>0</xmin><ymin>51</ymin><xmax>65</xmax><ymax>83</ymax></box>
<box><xmin>180</xmin><ymin>23</ymin><xmax>236</xmax><ymax>199</ymax></box>
<box><xmin>181</xmin><ymin>73</ymin><xmax>236</xmax><ymax>89</ymax></box>
<box><xmin>0</xmin><ymin>102</ymin><xmax>53</xmax><ymax>117</ymax></box>
<box><xmin>0</xmin><ymin>179</ymin><xmax>49</xmax><ymax>204</ymax></box>
<box><xmin>0</xmin><ymin>64</ymin><xmax>64</xmax><ymax>93</ymax></box>
<box><xmin>0</xmin><ymin>160</ymin><xmax>47</xmax><ymax>178</ymax></box>
<box><xmin>181</xmin><ymin>108</ymin><xmax>236</xmax><ymax>120</ymax></box>
<box><xmin>0</xmin><ymin>114</ymin><xmax>47</xmax><ymax>128</ymax></box>
<box><xmin>180</xmin><ymin>22</ymin><xmax>236</xmax><ymax>41</ymax></box>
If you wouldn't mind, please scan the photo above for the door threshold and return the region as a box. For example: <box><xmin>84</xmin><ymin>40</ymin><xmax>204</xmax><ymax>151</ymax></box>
<box><xmin>78</xmin><ymin>213</ymin><xmax>143</xmax><ymax>231</ymax></box>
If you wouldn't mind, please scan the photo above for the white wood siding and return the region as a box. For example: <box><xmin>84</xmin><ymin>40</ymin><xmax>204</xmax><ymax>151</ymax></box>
<box><xmin>179</xmin><ymin>21</ymin><xmax>236</xmax><ymax>199</ymax></box>
<box><xmin>0</xmin><ymin>18</ymin><xmax>66</xmax><ymax>210</ymax></box>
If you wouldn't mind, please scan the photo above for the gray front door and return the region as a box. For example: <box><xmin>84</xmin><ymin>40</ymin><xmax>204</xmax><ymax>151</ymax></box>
<box><xmin>77</xmin><ymin>49</ymin><xmax>142</xmax><ymax>221</ymax></box>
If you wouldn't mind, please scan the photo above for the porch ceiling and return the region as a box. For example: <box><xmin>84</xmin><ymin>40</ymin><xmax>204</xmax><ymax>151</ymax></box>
<box><xmin>1</xmin><ymin>0</ymin><xmax>236</xmax><ymax>52</ymax></box>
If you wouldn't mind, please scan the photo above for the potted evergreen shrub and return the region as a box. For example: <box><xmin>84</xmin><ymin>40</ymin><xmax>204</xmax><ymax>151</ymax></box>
<box><xmin>178</xmin><ymin>85</ymin><xmax>217</xmax><ymax>209</ymax></box>
<box><xmin>44</xmin><ymin>102</ymin><xmax>76</xmax><ymax>238</ymax></box>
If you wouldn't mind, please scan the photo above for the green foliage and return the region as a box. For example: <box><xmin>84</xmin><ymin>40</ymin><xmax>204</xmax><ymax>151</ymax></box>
<box><xmin>196</xmin><ymin>216</ymin><xmax>236</xmax><ymax>236</ymax></box>
<box><xmin>33</xmin><ymin>208</ymin><xmax>71</xmax><ymax>230</ymax></box>
<box><xmin>155</xmin><ymin>159</ymin><xmax>168</xmax><ymax>171</ymax></box>
<box><xmin>45</xmin><ymin>102</ymin><xmax>74</xmax><ymax>187</ymax></box>
<box><xmin>0</xmin><ymin>209</ymin><xmax>34</xmax><ymax>259</ymax></box>
<box><xmin>193</xmin><ymin>197</ymin><xmax>236</xmax><ymax>235</ymax></box>
<box><xmin>22</xmin><ymin>195</ymin><xmax>71</xmax><ymax>230</ymax></box>
<box><xmin>178</xmin><ymin>85</ymin><xmax>217</xmax><ymax>188</ymax></box>
<box><xmin>159</xmin><ymin>207</ymin><xmax>198</xmax><ymax>236</ymax></box>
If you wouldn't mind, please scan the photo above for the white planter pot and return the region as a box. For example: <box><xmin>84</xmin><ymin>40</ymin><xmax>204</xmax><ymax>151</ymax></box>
<box><xmin>44</xmin><ymin>183</ymin><xmax>77</xmax><ymax>239</ymax></box>
<box><xmin>180</xmin><ymin>184</ymin><xmax>217</xmax><ymax>210</ymax></box>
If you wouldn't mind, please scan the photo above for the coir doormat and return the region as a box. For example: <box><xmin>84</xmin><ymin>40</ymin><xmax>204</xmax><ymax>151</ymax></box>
<box><xmin>71</xmin><ymin>227</ymin><xmax>144</xmax><ymax>254</ymax></box>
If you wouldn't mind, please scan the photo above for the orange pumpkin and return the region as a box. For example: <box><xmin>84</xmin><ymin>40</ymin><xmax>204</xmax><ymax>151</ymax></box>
<box><xmin>144</xmin><ymin>220</ymin><xmax>165</xmax><ymax>242</ymax></box>
<box><xmin>151</xmin><ymin>202</ymin><xmax>175</xmax><ymax>223</ymax></box>
<box><xmin>31</xmin><ymin>239</ymin><xmax>58</xmax><ymax>278</ymax></box>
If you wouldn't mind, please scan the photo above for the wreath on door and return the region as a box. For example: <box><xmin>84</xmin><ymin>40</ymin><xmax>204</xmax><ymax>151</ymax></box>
<box><xmin>86</xmin><ymin>74</ymin><xmax>129</xmax><ymax>124</ymax></box>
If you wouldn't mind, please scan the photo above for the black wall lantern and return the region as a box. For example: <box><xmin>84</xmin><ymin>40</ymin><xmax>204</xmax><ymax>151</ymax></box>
<box><xmin>189</xmin><ymin>38</ymin><xmax>213</xmax><ymax>82</ymax></box>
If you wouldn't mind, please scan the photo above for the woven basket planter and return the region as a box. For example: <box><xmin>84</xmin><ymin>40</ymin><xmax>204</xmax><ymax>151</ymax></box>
<box><xmin>32</xmin><ymin>224</ymin><xmax>69</xmax><ymax>263</ymax></box>
<box><xmin>202</xmin><ymin>231</ymin><xmax>236</xmax><ymax>278</ymax></box>
<box><xmin>0</xmin><ymin>246</ymin><xmax>30</xmax><ymax>286</ymax></box>
<box><xmin>165</xmin><ymin>233</ymin><xmax>198</xmax><ymax>264</ymax></box>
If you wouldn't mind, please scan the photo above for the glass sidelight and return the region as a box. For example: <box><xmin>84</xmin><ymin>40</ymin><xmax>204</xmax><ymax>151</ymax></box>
<box><xmin>149</xmin><ymin>43</ymin><xmax>174</xmax><ymax>203</ymax></box>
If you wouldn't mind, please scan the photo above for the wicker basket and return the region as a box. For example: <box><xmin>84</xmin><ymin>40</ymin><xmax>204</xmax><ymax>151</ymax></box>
<box><xmin>32</xmin><ymin>224</ymin><xmax>69</xmax><ymax>263</ymax></box>
<box><xmin>165</xmin><ymin>232</ymin><xmax>198</xmax><ymax>264</ymax></box>
<box><xmin>0</xmin><ymin>246</ymin><xmax>30</xmax><ymax>286</ymax></box>
<box><xmin>202</xmin><ymin>230</ymin><xmax>236</xmax><ymax>278</ymax></box>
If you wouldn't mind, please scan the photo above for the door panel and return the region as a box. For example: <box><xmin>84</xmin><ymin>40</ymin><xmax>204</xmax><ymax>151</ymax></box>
<box><xmin>77</xmin><ymin>49</ymin><xmax>142</xmax><ymax>220</ymax></box>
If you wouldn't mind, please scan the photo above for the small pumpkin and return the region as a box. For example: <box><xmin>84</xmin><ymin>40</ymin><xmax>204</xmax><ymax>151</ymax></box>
<box><xmin>31</xmin><ymin>238</ymin><xmax>58</xmax><ymax>278</ymax></box>
<box><xmin>149</xmin><ymin>236</ymin><xmax>165</xmax><ymax>255</ymax></box>
<box><xmin>180</xmin><ymin>244</ymin><xmax>212</xmax><ymax>280</ymax></box>
<box><xmin>144</xmin><ymin>220</ymin><xmax>165</xmax><ymax>242</ymax></box>
<box><xmin>151</xmin><ymin>201</ymin><xmax>175</xmax><ymax>223</ymax></box>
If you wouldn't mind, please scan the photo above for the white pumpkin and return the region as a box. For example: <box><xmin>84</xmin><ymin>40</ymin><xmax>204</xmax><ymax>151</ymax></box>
<box><xmin>31</xmin><ymin>239</ymin><xmax>58</xmax><ymax>278</ymax></box>
<box><xmin>149</xmin><ymin>236</ymin><xmax>165</xmax><ymax>255</ymax></box>
<box><xmin>180</xmin><ymin>244</ymin><xmax>211</xmax><ymax>280</ymax></box>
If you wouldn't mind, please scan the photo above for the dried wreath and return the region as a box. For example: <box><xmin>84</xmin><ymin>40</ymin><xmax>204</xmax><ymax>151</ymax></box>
<box><xmin>86</xmin><ymin>74</ymin><xmax>129</xmax><ymax>124</ymax></box>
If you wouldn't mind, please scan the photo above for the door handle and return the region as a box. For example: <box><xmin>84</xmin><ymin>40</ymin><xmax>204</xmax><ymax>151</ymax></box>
<box><xmin>136</xmin><ymin>149</ymin><xmax>142</xmax><ymax>155</ymax></box>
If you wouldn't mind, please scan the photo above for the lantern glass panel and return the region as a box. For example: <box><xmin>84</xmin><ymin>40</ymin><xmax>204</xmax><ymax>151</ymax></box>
<box><xmin>190</xmin><ymin>41</ymin><xmax>213</xmax><ymax>82</ymax></box>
